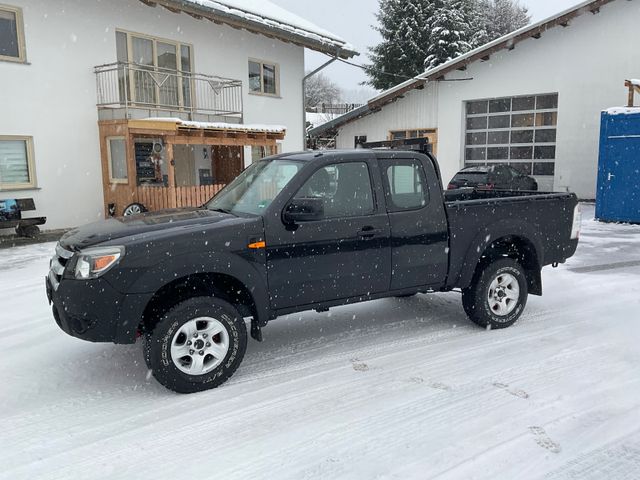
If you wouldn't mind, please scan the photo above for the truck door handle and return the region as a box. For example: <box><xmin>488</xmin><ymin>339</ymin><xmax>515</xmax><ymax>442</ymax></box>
<box><xmin>358</xmin><ymin>226</ymin><xmax>381</xmax><ymax>238</ymax></box>
<box><xmin>608</xmin><ymin>173</ymin><xmax>615</xmax><ymax>181</ymax></box>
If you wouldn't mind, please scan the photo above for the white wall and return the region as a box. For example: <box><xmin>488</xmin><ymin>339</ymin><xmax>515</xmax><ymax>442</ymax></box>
<box><xmin>0</xmin><ymin>0</ymin><xmax>304</xmax><ymax>230</ymax></box>
<box><xmin>336</xmin><ymin>0</ymin><xmax>640</xmax><ymax>199</ymax></box>
<box><xmin>337</xmin><ymin>86</ymin><xmax>440</xmax><ymax>147</ymax></box>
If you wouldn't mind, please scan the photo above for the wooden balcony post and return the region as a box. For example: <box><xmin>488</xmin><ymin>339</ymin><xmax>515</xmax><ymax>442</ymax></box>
<box><xmin>165</xmin><ymin>138</ymin><xmax>177</xmax><ymax>209</ymax></box>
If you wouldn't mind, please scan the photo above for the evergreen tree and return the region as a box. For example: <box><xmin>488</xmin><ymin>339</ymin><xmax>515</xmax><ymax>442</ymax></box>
<box><xmin>461</xmin><ymin>0</ymin><xmax>489</xmax><ymax>48</ymax></box>
<box><xmin>478</xmin><ymin>0</ymin><xmax>530</xmax><ymax>41</ymax></box>
<box><xmin>365</xmin><ymin>0</ymin><xmax>437</xmax><ymax>90</ymax></box>
<box><xmin>364</xmin><ymin>0</ymin><xmax>530</xmax><ymax>89</ymax></box>
<box><xmin>424</xmin><ymin>0</ymin><xmax>472</xmax><ymax>70</ymax></box>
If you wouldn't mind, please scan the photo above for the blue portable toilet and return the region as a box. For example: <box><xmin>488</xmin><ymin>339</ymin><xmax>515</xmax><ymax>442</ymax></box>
<box><xmin>596</xmin><ymin>108</ymin><xmax>640</xmax><ymax>223</ymax></box>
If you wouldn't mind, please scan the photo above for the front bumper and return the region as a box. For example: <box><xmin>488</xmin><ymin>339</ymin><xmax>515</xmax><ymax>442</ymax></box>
<box><xmin>46</xmin><ymin>273</ymin><xmax>151</xmax><ymax>344</ymax></box>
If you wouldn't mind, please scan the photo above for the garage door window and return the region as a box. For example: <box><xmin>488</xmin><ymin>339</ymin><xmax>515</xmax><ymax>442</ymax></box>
<box><xmin>464</xmin><ymin>94</ymin><xmax>558</xmax><ymax>179</ymax></box>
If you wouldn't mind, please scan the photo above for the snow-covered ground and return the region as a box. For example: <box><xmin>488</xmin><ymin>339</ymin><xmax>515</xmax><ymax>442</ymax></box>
<box><xmin>1</xmin><ymin>204</ymin><xmax>639</xmax><ymax>480</ymax></box>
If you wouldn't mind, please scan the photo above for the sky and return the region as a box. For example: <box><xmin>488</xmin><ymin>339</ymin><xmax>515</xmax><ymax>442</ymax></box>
<box><xmin>270</xmin><ymin>0</ymin><xmax>587</xmax><ymax>101</ymax></box>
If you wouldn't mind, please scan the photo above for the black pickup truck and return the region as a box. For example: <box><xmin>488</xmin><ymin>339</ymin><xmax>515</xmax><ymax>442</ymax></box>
<box><xmin>46</xmin><ymin>150</ymin><xmax>581</xmax><ymax>393</ymax></box>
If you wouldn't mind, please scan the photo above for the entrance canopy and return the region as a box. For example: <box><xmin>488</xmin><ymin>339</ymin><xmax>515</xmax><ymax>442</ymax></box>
<box><xmin>98</xmin><ymin>118</ymin><xmax>286</xmax><ymax>216</ymax></box>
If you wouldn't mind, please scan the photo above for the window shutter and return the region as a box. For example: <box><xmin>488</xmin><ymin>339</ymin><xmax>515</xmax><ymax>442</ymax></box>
<box><xmin>0</xmin><ymin>140</ymin><xmax>29</xmax><ymax>185</ymax></box>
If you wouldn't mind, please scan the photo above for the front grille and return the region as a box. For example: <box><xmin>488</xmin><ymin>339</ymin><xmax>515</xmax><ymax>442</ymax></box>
<box><xmin>49</xmin><ymin>243</ymin><xmax>73</xmax><ymax>291</ymax></box>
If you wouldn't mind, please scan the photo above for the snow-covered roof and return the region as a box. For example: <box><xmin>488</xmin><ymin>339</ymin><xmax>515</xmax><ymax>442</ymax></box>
<box><xmin>309</xmin><ymin>0</ymin><xmax>620</xmax><ymax>135</ymax></box>
<box><xmin>141</xmin><ymin>117</ymin><xmax>287</xmax><ymax>133</ymax></box>
<box><xmin>149</xmin><ymin>0</ymin><xmax>357</xmax><ymax>58</ymax></box>
<box><xmin>604</xmin><ymin>107</ymin><xmax>640</xmax><ymax>115</ymax></box>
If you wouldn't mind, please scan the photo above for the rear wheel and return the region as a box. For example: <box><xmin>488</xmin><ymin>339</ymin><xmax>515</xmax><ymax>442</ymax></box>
<box><xmin>462</xmin><ymin>259</ymin><xmax>528</xmax><ymax>329</ymax></box>
<box><xmin>143</xmin><ymin>297</ymin><xmax>247</xmax><ymax>393</ymax></box>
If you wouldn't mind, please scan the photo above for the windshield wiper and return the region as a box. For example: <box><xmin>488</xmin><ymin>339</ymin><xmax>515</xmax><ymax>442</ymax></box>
<box><xmin>210</xmin><ymin>208</ymin><xmax>236</xmax><ymax>216</ymax></box>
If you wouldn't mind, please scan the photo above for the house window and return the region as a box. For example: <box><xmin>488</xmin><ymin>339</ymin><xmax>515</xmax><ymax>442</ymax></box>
<box><xmin>116</xmin><ymin>30</ymin><xmax>193</xmax><ymax>108</ymax></box>
<box><xmin>389</xmin><ymin>129</ymin><xmax>436</xmax><ymax>140</ymax></box>
<box><xmin>0</xmin><ymin>136</ymin><xmax>36</xmax><ymax>190</ymax></box>
<box><xmin>464</xmin><ymin>94</ymin><xmax>558</xmax><ymax>177</ymax></box>
<box><xmin>388</xmin><ymin>129</ymin><xmax>438</xmax><ymax>154</ymax></box>
<box><xmin>0</xmin><ymin>4</ymin><xmax>26</xmax><ymax>63</ymax></box>
<box><xmin>107</xmin><ymin>137</ymin><xmax>127</xmax><ymax>183</ymax></box>
<box><xmin>248</xmin><ymin>59</ymin><xmax>279</xmax><ymax>96</ymax></box>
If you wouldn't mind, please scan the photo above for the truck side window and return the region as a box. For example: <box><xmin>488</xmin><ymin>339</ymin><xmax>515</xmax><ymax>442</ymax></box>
<box><xmin>380</xmin><ymin>159</ymin><xmax>429</xmax><ymax>211</ymax></box>
<box><xmin>294</xmin><ymin>162</ymin><xmax>374</xmax><ymax>218</ymax></box>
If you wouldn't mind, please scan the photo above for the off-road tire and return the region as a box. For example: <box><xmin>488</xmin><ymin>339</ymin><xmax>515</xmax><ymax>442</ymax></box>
<box><xmin>462</xmin><ymin>258</ymin><xmax>528</xmax><ymax>329</ymax></box>
<box><xmin>143</xmin><ymin>297</ymin><xmax>247</xmax><ymax>393</ymax></box>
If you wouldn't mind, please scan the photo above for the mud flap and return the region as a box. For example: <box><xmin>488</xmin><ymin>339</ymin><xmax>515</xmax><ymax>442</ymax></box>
<box><xmin>250</xmin><ymin>319</ymin><xmax>263</xmax><ymax>342</ymax></box>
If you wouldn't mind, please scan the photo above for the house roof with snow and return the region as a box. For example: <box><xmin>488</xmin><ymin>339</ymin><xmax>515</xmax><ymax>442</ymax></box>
<box><xmin>139</xmin><ymin>0</ymin><xmax>358</xmax><ymax>59</ymax></box>
<box><xmin>308</xmin><ymin>0</ymin><xmax>618</xmax><ymax>135</ymax></box>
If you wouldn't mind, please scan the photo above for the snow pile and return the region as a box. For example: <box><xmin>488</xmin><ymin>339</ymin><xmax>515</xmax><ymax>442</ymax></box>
<box><xmin>144</xmin><ymin>117</ymin><xmax>286</xmax><ymax>133</ymax></box>
<box><xmin>603</xmin><ymin>106</ymin><xmax>640</xmax><ymax>115</ymax></box>
<box><xmin>629</xmin><ymin>79</ymin><xmax>640</xmax><ymax>87</ymax></box>
<box><xmin>183</xmin><ymin>0</ymin><xmax>355</xmax><ymax>52</ymax></box>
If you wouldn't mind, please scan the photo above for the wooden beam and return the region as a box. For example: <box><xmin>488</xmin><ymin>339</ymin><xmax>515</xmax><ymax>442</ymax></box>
<box><xmin>128</xmin><ymin>119</ymin><xmax>179</xmax><ymax>132</ymax></box>
<box><xmin>160</xmin><ymin>4</ymin><xmax>182</xmax><ymax>14</ymax></box>
<box><xmin>625</xmin><ymin>80</ymin><xmax>639</xmax><ymax>107</ymax></box>
<box><xmin>165</xmin><ymin>141</ymin><xmax>177</xmax><ymax>208</ymax></box>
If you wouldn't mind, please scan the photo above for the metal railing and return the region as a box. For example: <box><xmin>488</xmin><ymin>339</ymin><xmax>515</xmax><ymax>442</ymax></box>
<box><xmin>306</xmin><ymin>103</ymin><xmax>365</xmax><ymax>115</ymax></box>
<box><xmin>95</xmin><ymin>62</ymin><xmax>243</xmax><ymax>118</ymax></box>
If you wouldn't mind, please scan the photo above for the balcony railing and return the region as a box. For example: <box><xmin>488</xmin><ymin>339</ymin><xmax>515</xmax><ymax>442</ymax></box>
<box><xmin>94</xmin><ymin>62</ymin><xmax>243</xmax><ymax>118</ymax></box>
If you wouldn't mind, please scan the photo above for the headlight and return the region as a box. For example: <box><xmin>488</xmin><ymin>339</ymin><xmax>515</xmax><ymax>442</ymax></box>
<box><xmin>74</xmin><ymin>246</ymin><xmax>125</xmax><ymax>279</ymax></box>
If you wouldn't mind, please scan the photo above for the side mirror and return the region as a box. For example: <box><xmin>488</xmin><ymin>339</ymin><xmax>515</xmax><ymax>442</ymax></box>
<box><xmin>283</xmin><ymin>197</ymin><xmax>324</xmax><ymax>223</ymax></box>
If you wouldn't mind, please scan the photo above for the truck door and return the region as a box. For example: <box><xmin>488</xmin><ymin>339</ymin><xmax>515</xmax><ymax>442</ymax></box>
<box><xmin>265</xmin><ymin>160</ymin><xmax>391</xmax><ymax>310</ymax></box>
<box><xmin>379</xmin><ymin>157</ymin><xmax>448</xmax><ymax>290</ymax></box>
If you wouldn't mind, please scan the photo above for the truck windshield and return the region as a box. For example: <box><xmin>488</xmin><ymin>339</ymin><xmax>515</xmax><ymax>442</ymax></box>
<box><xmin>206</xmin><ymin>159</ymin><xmax>303</xmax><ymax>216</ymax></box>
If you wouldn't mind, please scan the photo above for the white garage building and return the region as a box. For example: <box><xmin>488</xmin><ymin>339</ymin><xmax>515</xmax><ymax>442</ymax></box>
<box><xmin>311</xmin><ymin>0</ymin><xmax>639</xmax><ymax>198</ymax></box>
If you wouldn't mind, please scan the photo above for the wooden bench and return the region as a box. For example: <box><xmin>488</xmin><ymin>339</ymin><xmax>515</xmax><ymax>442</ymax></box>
<box><xmin>0</xmin><ymin>198</ymin><xmax>47</xmax><ymax>237</ymax></box>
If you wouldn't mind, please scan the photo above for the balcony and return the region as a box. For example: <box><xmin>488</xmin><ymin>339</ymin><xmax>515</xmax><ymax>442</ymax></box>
<box><xmin>94</xmin><ymin>62</ymin><xmax>243</xmax><ymax>122</ymax></box>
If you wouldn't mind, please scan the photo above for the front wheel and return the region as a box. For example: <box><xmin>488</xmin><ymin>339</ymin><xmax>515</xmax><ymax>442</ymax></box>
<box><xmin>123</xmin><ymin>202</ymin><xmax>146</xmax><ymax>216</ymax></box>
<box><xmin>462</xmin><ymin>258</ymin><xmax>528</xmax><ymax>329</ymax></box>
<box><xmin>144</xmin><ymin>297</ymin><xmax>247</xmax><ymax>393</ymax></box>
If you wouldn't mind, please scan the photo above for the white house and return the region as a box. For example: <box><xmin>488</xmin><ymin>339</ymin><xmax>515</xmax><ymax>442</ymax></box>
<box><xmin>310</xmin><ymin>0</ymin><xmax>639</xmax><ymax>199</ymax></box>
<box><xmin>0</xmin><ymin>0</ymin><xmax>356</xmax><ymax>230</ymax></box>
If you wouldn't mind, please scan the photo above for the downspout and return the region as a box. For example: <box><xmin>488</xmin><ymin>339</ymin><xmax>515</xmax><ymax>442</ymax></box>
<box><xmin>302</xmin><ymin>51</ymin><xmax>339</xmax><ymax>150</ymax></box>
